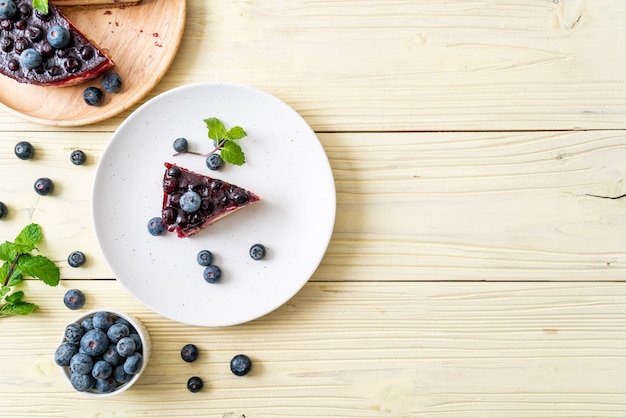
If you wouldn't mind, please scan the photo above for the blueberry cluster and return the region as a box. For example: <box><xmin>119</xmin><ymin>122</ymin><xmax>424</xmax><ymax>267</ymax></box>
<box><xmin>82</xmin><ymin>72</ymin><xmax>122</xmax><ymax>106</ymax></box>
<box><xmin>54</xmin><ymin>311</ymin><xmax>144</xmax><ymax>393</ymax></box>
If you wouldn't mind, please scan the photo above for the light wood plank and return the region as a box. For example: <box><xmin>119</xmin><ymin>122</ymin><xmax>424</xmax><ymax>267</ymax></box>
<box><xmin>0</xmin><ymin>0</ymin><xmax>625</xmax><ymax>131</ymax></box>
<box><xmin>2</xmin><ymin>130</ymin><xmax>625</xmax><ymax>282</ymax></box>
<box><xmin>1</xmin><ymin>280</ymin><xmax>625</xmax><ymax>417</ymax></box>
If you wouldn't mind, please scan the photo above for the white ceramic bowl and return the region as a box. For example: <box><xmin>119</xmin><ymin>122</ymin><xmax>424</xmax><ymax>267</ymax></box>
<box><xmin>58</xmin><ymin>309</ymin><xmax>151</xmax><ymax>397</ymax></box>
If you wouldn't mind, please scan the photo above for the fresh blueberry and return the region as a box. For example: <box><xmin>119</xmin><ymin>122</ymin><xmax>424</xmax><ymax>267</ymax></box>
<box><xmin>54</xmin><ymin>342</ymin><xmax>79</xmax><ymax>366</ymax></box>
<box><xmin>114</xmin><ymin>316</ymin><xmax>132</xmax><ymax>328</ymax></box>
<box><xmin>46</xmin><ymin>25</ymin><xmax>71</xmax><ymax>49</ymax></box>
<box><xmin>94</xmin><ymin>376</ymin><xmax>117</xmax><ymax>393</ymax></box>
<box><xmin>68</xmin><ymin>251</ymin><xmax>86</xmax><ymax>268</ymax></box>
<box><xmin>128</xmin><ymin>333</ymin><xmax>142</xmax><ymax>352</ymax></box>
<box><xmin>70</xmin><ymin>373</ymin><xmax>94</xmax><ymax>392</ymax></box>
<box><xmin>180</xmin><ymin>190</ymin><xmax>201</xmax><ymax>212</ymax></box>
<box><xmin>187</xmin><ymin>376</ymin><xmax>203</xmax><ymax>393</ymax></box>
<box><xmin>172</xmin><ymin>137</ymin><xmax>188</xmax><ymax>153</ymax></box>
<box><xmin>70</xmin><ymin>150</ymin><xmax>86</xmax><ymax>165</ymax></box>
<box><xmin>91</xmin><ymin>359</ymin><xmax>113</xmax><ymax>380</ymax></box>
<box><xmin>147</xmin><ymin>216</ymin><xmax>166</xmax><ymax>236</ymax></box>
<box><xmin>196</xmin><ymin>250</ymin><xmax>213</xmax><ymax>267</ymax></box>
<box><xmin>113</xmin><ymin>364</ymin><xmax>132</xmax><ymax>384</ymax></box>
<box><xmin>203</xmin><ymin>265</ymin><xmax>222</xmax><ymax>284</ymax></box>
<box><xmin>92</xmin><ymin>311</ymin><xmax>114</xmax><ymax>331</ymax></box>
<box><xmin>205</xmin><ymin>153</ymin><xmax>223</xmax><ymax>171</ymax></box>
<box><xmin>83</xmin><ymin>86</ymin><xmax>104</xmax><ymax>106</ymax></box>
<box><xmin>80</xmin><ymin>329</ymin><xmax>108</xmax><ymax>356</ymax></box>
<box><xmin>107</xmin><ymin>323</ymin><xmax>130</xmax><ymax>343</ymax></box>
<box><xmin>81</xmin><ymin>317</ymin><xmax>94</xmax><ymax>332</ymax></box>
<box><xmin>0</xmin><ymin>201</ymin><xmax>7</xmax><ymax>219</ymax></box>
<box><xmin>64</xmin><ymin>322</ymin><xmax>85</xmax><ymax>343</ymax></box>
<box><xmin>14</xmin><ymin>141</ymin><xmax>34</xmax><ymax>159</ymax></box>
<box><xmin>34</xmin><ymin>177</ymin><xmax>53</xmax><ymax>195</ymax></box>
<box><xmin>70</xmin><ymin>352</ymin><xmax>93</xmax><ymax>375</ymax></box>
<box><xmin>116</xmin><ymin>336</ymin><xmax>136</xmax><ymax>357</ymax></box>
<box><xmin>101</xmin><ymin>72</ymin><xmax>122</xmax><ymax>92</ymax></box>
<box><xmin>249</xmin><ymin>243</ymin><xmax>266</xmax><ymax>260</ymax></box>
<box><xmin>102</xmin><ymin>343</ymin><xmax>123</xmax><ymax>366</ymax></box>
<box><xmin>19</xmin><ymin>48</ymin><xmax>42</xmax><ymax>69</ymax></box>
<box><xmin>0</xmin><ymin>0</ymin><xmax>17</xmax><ymax>19</ymax></box>
<box><xmin>230</xmin><ymin>354</ymin><xmax>252</xmax><ymax>376</ymax></box>
<box><xmin>123</xmin><ymin>352</ymin><xmax>143</xmax><ymax>375</ymax></box>
<box><xmin>63</xmin><ymin>288</ymin><xmax>86</xmax><ymax>310</ymax></box>
<box><xmin>180</xmin><ymin>344</ymin><xmax>199</xmax><ymax>362</ymax></box>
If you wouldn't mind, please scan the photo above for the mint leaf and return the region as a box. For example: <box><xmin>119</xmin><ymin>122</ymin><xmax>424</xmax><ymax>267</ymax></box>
<box><xmin>5</xmin><ymin>290</ymin><xmax>24</xmax><ymax>304</ymax></box>
<box><xmin>32</xmin><ymin>0</ymin><xmax>48</xmax><ymax>14</ymax></box>
<box><xmin>226</xmin><ymin>126</ymin><xmax>247</xmax><ymax>141</ymax></box>
<box><xmin>0</xmin><ymin>242</ymin><xmax>17</xmax><ymax>262</ymax></box>
<box><xmin>14</xmin><ymin>223</ymin><xmax>42</xmax><ymax>254</ymax></box>
<box><xmin>0</xmin><ymin>300</ymin><xmax>38</xmax><ymax>316</ymax></box>
<box><xmin>220</xmin><ymin>141</ymin><xmax>246</xmax><ymax>165</ymax></box>
<box><xmin>0</xmin><ymin>262</ymin><xmax>23</xmax><ymax>287</ymax></box>
<box><xmin>18</xmin><ymin>255</ymin><xmax>60</xmax><ymax>286</ymax></box>
<box><xmin>204</xmin><ymin>118</ymin><xmax>227</xmax><ymax>142</ymax></box>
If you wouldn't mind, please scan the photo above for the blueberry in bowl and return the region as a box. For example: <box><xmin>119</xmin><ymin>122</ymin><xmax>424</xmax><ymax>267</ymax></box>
<box><xmin>55</xmin><ymin>309</ymin><xmax>151</xmax><ymax>397</ymax></box>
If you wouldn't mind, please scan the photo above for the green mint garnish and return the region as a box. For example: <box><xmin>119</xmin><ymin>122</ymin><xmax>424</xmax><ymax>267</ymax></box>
<box><xmin>204</xmin><ymin>117</ymin><xmax>247</xmax><ymax>166</ymax></box>
<box><xmin>32</xmin><ymin>0</ymin><xmax>49</xmax><ymax>14</ymax></box>
<box><xmin>173</xmin><ymin>117</ymin><xmax>248</xmax><ymax>166</ymax></box>
<box><xmin>0</xmin><ymin>223</ymin><xmax>60</xmax><ymax>318</ymax></box>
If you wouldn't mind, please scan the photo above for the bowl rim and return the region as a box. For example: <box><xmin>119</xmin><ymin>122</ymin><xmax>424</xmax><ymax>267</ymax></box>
<box><xmin>59</xmin><ymin>309</ymin><xmax>151</xmax><ymax>397</ymax></box>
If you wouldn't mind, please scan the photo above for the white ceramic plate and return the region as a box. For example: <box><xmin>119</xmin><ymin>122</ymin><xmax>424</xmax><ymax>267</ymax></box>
<box><xmin>92</xmin><ymin>82</ymin><xmax>336</xmax><ymax>326</ymax></box>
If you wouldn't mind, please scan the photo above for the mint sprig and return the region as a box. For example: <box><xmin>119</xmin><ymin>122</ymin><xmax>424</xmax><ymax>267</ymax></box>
<box><xmin>0</xmin><ymin>223</ymin><xmax>60</xmax><ymax>318</ymax></box>
<box><xmin>173</xmin><ymin>117</ymin><xmax>248</xmax><ymax>166</ymax></box>
<box><xmin>32</xmin><ymin>0</ymin><xmax>49</xmax><ymax>14</ymax></box>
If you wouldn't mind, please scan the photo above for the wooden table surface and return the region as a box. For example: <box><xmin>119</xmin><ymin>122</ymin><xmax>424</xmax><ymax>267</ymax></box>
<box><xmin>1</xmin><ymin>1</ymin><xmax>626</xmax><ymax>416</ymax></box>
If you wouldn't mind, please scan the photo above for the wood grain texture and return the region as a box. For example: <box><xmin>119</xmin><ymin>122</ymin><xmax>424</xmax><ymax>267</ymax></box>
<box><xmin>1</xmin><ymin>130</ymin><xmax>624</xmax><ymax>282</ymax></box>
<box><xmin>0</xmin><ymin>0</ymin><xmax>624</xmax><ymax>131</ymax></box>
<box><xmin>1</xmin><ymin>280</ymin><xmax>625</xmax><ymax>417</ymax></box>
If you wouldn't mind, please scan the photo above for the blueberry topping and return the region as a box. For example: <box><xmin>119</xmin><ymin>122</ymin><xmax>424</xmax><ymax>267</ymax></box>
<box><xmin>162</xmin><ymin>177</ymin><xmax>179</xmax><ymax>193</ymax></box>
<box><xmin>161</xmin><ymin>207</ymin><xmax>177</xmax><ymax>224</ymax></box>
<box><xmin>0</xmin><ymin>36</ymin><xmax>12</xmax><ymax>53</ymax></box>
<box><xmin>180</xmin><ymin>344</ymin><xmax>199</xmax><ymax>362</ymax></box>
<box><xmin>82</xmin><ymin>86</ymin><xmax>103</xmax><ymax>106</ymax></box>
<box><xmin>203</xmin><ymin>265</ymin><xmax>222</xmax><ymax>284</ymax></box>
<box><xmin>33</xmin><ymin>177</ymin><xmax>53</xmax><ymax>195</ymax></box>
<box><xmin>0</xmin><ymin>0</ymin><xmax>17</xmax><ymax>19</ymax></box>
<box><xmin>187</xmin><ymin>376</ymin><xmax>203</xmax><ymax>393</ymax></box>
<box><xmin>70</xmin><ymin>150</ymin><xmax>86</xmax><ymax>165</ymax></box>
<box><xmin>180</xmin><ymin>190</ymin><xmax>202</xmax><ymax>213</ymax></box>
<box><xmin>173</xmin><ymin>137</ymin><xmax>188</xmax><ymax>153</ymax></box>
<box><xmin>230</xmin><ymin>354</ymin><xmax>252</xmax><ymax>376</ymax></box>
<box><xmin>249</xmin><ymin>243</ymin><xmax>266</xmax><ymax>260</ymax></box>
<box><xmin>63</xmin><ymin>56</ymin><xmax>80</xmax><ymax>73</ymax></box>
<box><xmin>196</xmin><ymin>250</ymin><xmax>213</xmax><ymax>266</ymax></box>
<box><xmin>19</xmin><ymin>48</ymin><xmax>41</xmax><ymax>69</ymax></box>
<box><xmin>46</xmin><ymin>25</ymin><xmax>71</xmax><ymax>49</ymax></box>
<box><xmin>147</xmin><ymin>216</ymin><xmax>166</xmax><ymax>236</ymax></box>
<box><xmin>68</xmin><ymin>250</ymin><xmax>86</xmax><ymax>268</ymax></box>
<box><xmin>14</xmin><ymin>37</ymin><xmax>28</xmax><ymax>54</ymax></box>
<box><xmin>63</xmin><ymin>288</ymin><xmax>86</xmax><ymax>310</ymax></box>
<box><xmin>79</xmin><ymin>45</ymin><xmax>93</xmax><ymax>60</ymax></box>
<box><xmin>167</xmin><ymin>165</ymin><xmax>181</xmax><ymax>177</ymax></box>
<box><xmin>0</xmin><ymin>201</ymin><xmax>7</xmax><ymax>219</ymax></box>
<box><xmin>27</xmin><ymin>26</ymin><xmax>43</xmax><ymax>42</ymax></box>
<box><xmin>205</xmin><ymin>153</ymin><xmax>223</xmax><ymax>170</ymax></box>
<box><xmin>101</xmin><ymin>72</ymin><xmax>122</xmax><ymax>92</ymax></box>
<box><xmin>232</xmin><ymin>188</ymin><xmax>249</xmax><ymax>205</ymax></box>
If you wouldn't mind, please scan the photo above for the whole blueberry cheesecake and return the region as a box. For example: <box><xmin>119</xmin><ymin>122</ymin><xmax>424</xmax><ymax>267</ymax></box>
<box><xmin>0</xmin><ymin>0</ymin><xmax>116</xmax><ymax>86</ymax></box>
<box><xmin>162</xmin><ymin>163</ymin><xmax>261</xmax><ymax>238</ymax></box>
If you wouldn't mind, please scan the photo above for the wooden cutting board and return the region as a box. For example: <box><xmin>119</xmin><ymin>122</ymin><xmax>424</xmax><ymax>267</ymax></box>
<box><xmin>0</xmin><ymin>0</ymin><xmax>186</xmax><ymax>126</ymax></box>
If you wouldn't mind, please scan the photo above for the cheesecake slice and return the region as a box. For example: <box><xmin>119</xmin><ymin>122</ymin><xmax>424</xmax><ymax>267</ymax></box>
<box><xmin>161</xmin><ymin>163</ymin><xmax>261</xmax><ymax>238</ymax></box>
<box><xmin>0</xmin><ymin>0</ymin><xmax>116</xmax><ymax>86</ymax></box>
